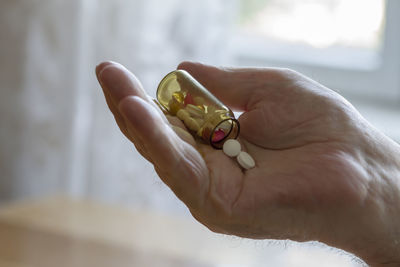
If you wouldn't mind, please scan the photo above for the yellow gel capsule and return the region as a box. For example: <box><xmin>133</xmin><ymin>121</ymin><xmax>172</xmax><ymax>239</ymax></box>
<box><xmin>168</xmin><ymin>99</ymin><xmax>182</xmax><ymax>115</ymax></box>
<box><xmin>172</xmin><ymin>91</ymin><xmax>184</xmax><ymax>103</ymax></box>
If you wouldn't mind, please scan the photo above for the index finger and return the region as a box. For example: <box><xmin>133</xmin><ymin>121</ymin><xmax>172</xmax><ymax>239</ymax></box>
<box><xmin>177</xmin><ymin>61</ymin><xmax>286</xmax><ymax>111</ymax></box>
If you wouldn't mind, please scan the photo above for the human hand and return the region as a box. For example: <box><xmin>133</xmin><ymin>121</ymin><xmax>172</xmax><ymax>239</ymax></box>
<box><xmin>96</xmin><ymin>61</ymin><xmax>400</xmax><ymax>266</ymax></box>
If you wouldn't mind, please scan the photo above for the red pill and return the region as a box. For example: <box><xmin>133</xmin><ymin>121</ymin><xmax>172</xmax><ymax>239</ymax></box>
<box><xmin>212</xmin><ymin>129</ymin><xmax>225</xmax><ymax>142</ymax></box>
<box><xmin>184</xmin><ymin>93</ymin><xmax>194</xmax><ymax>106</ymax></box>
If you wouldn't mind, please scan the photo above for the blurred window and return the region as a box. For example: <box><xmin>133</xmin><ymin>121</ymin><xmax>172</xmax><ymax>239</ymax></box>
<box><xmin>232</xmin><ymin>0</ymin><xmax>400</xmax><ymax>101</ymax></box>
<box><xmin>239</xmin><ymin>0</ymin><xmax>385</xmax><ymax>51</ymax></box>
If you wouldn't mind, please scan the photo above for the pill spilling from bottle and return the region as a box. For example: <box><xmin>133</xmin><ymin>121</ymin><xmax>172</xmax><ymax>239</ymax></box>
<box><xmin>223</xmin><ymin>139</ymin><xmax>241</xmax><ymax>157</ymax></box>
<box><xmin>223</xmin><ymin>139</ymin><xmax>255</xmax><ymax>170</ymax></box>
<box><xmin>156</xmin><ymin>70</ymin><xmax>239</xmax><ymax>149</ymax></box>
<box><xmin>156</xmin><ymin>70</ymin><xmax>255</xmax><ymax>170</ymax></box>
<box><xmin>169</xmin><ymin>91</ymin><xmax>233</xmax><ymax>142</ymax></box>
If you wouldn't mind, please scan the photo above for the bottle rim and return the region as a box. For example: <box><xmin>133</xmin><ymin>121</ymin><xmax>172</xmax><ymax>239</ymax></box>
<box><xmin>210</xmin><ymin>118</ymin><xmax>240</xmax><ymax>149</ymax></box>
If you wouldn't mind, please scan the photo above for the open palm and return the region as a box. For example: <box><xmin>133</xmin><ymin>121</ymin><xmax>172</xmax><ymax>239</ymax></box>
<box><xmin>96</xmin><ymin>61</ymin><xmax>396</xmax><ymax>263</ymax></box>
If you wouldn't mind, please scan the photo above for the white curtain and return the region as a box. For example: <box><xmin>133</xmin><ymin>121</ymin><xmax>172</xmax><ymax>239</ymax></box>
<box><xmin>0</xmin><ymin>0</ymin><xmax>237</xmax><ymax>211</ymax></box>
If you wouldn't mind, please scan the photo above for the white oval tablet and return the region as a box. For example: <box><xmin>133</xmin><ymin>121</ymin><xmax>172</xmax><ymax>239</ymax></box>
<box><xmin>237</xmin><ymin>151</ymin><xmax>255</xmax><ymax>170</ymax></box>
<box><xmin>223</xmin><ymin>139</ymin><xmax>241</xmax><ymax>157</ymax></box>
<box><xmin>184</xmin><ymin>117</ymin><xmax>200</xmax><ymax>131</ymax></box>
<box><xmin>185</xmin><ymin>104</ymin><xmax>204</xmax><ymax>118</ymax></box>
<box><xmin>176</xmin><ymin>109</ymin><xmax>190</xmax><ymax>121</ymax></box>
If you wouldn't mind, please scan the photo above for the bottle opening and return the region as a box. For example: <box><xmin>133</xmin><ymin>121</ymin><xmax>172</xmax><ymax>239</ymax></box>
<box><xmin>210</xmin><ymin>118</ymin><xmax>240</xmax><ymax>149</ymax></box>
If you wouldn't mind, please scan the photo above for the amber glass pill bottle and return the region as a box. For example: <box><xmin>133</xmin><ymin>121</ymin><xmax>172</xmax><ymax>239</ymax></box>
<box><xmin>156</xmin><ymin>70</ymin><xmax>240</xmax><ymax>149</ymax></box>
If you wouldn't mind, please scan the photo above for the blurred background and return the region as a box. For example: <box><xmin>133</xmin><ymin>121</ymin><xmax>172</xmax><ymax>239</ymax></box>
<box><xmin>0</xmin><ymin>0</ymin><xmax>399</xmax><ymax>266</ymax></box>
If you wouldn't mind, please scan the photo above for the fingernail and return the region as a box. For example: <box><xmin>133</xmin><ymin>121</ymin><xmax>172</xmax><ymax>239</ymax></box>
<box><xmin>97</xmin><ymin>63</ymin><xmax>130</xmax><ymax>104</ymax></box>
<box><xmin>177</xmin><ymin>61</ymin><xmax>198</xmax><ymax>70</ymax></box>
<box><xmin>95</xmin><ymin>61</ymin><xmax>117</xmax><ymax>78</ymax></box>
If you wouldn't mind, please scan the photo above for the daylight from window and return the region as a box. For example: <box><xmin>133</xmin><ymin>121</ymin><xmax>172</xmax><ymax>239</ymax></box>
<box><xmin>239</xmin><ymin>0</ymin><xmax>386</xmax><ymax>50</ymax></box>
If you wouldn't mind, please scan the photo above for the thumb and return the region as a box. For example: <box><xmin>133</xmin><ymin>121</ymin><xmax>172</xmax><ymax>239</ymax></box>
<box><xmin>118</xmin><ymin>95</ymin><xmax>209</xmax><ymax>209</ymax></box>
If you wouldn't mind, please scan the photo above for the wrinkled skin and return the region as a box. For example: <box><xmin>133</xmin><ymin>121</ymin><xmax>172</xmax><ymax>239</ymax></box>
<box><xmin>96</xmin><ymin>61</ymin><xmax>400</xmax><ymax>266</ymax></box>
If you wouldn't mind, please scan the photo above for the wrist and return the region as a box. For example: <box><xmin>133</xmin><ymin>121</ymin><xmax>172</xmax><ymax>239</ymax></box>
<box><xmin>343</xmin><ymin>128</ymin><xmax>400</xmax><ymax>266</ymax></box>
